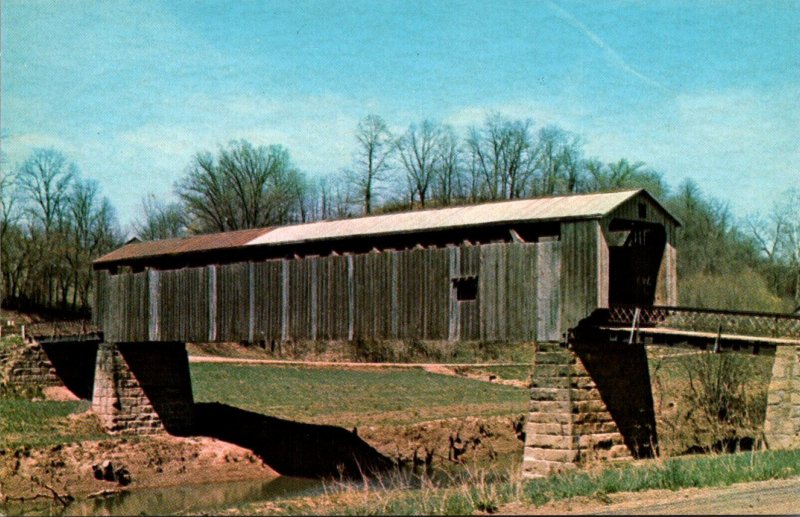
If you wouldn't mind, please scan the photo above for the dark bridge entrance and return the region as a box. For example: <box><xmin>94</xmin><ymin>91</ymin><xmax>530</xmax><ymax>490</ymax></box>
<box><xmin>608</xmin><ymin>220</ymin><xmax>667</xmax><ymax>306</ymax></box>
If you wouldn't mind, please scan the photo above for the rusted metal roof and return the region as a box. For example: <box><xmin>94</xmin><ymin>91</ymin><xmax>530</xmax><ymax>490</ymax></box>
<box><xmin>94</xmin><ymin>227</ymin><xmax>272</xmax><ymax>264</ymax></box>
<box><xmin>96</xmin><ymin>189</ymin><xmax>675</xmax><ymax>265</ymax></box>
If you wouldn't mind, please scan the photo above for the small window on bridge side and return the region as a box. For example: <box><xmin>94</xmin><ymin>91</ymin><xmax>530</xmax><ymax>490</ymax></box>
<box><xmin>638</xmin><ymin>203</ymin><xmax>647</xmax><ymax>219</ymax></box>
<box><xmin>453</xmin><ymin>276</ymin><xmax>478</xmax><ymax>301</ymax></box>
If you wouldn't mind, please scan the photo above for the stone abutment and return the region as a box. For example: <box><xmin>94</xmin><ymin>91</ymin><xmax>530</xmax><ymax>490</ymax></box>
<box><xmin>764</xmin><ymin>344</ymin><xmax>800</xmax><ymax>449</ymax></box>
<box><xmin>522</xmin><ymin>341</ymin><xmax>658</xmax><ymax>478</ymax></box>
<box><xmin>92</xmin><ymin>342</ymin><xmax>194</xmax><ymax>435</ymax></box>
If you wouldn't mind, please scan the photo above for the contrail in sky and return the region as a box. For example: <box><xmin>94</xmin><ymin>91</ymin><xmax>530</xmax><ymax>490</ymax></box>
<box><xmin>546</xmin><ymin>0</ymin><xmax>672</xmax><ymax>94</ymax></box>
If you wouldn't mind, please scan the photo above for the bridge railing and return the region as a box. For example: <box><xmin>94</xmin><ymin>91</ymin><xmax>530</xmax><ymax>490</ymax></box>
<box><xmin>606</xmin><ymin>305</ymin><xmax>800</xmax><ymax>340</ymax></box>
<box><xmin>24</xmin><ymin>320</ymin><xmax>102</xmax><ymax>341</ymax></box>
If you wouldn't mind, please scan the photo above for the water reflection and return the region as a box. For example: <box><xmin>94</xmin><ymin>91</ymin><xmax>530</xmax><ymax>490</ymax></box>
<box><xmin>1</xmin><ymin>476</ymin><xmax>321</xmax><ymax>516</ymax></box>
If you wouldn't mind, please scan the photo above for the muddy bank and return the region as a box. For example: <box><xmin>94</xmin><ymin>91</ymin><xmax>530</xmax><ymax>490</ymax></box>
<box><xmin>0</xmin><ymin>434</ymin><xmax>277</xmax><ymax>501</ymax></box>
<box><xmin>0</xmin><ymin>411</ymin><xmax>523</xmax><ymax>503</ymax></box>
<box><xmin>360</xmin><ymin>414</ymin><xmax>525</xmax><ymax>469</ymax></box>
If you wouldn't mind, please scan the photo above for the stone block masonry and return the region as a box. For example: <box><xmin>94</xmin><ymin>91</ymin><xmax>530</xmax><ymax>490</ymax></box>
<box><xmin>764</xmin><ymin>345</ymin><xmax>800</xmax><ymax>449</ymax></box>
<box><xmin>0</xmin><ymin>340</ymin><xmax>62</xmax><ymax>391</ymax></box>
<box><xmin>522</xmin><ymin>341</ymin><xmax>657</xmax><ymax>478</ymax></box>
<box><xmin>92</xmin><ymin>342</ymin><xmax>194</xmax><ymax>435</ymax></box>
<box><xmin>1</xmin><ymin>338</ymin><xmax>99</xmax><ymax>398</ymax></box>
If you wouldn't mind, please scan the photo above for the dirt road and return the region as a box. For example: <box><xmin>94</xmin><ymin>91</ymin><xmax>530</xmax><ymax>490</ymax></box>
<box><xmin>503</xmin><ymin>477</ymin><xmax>800</xmax><ymax>515</ymax></box>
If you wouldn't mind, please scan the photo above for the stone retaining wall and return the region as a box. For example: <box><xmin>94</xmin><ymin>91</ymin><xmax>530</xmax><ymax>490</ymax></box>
<box><xmin>0</xmin><ymin>340</ymin><xmax>62</xmax><ymax>391</ymax></box>
<box><xmin>764</xmin><ymin>345</ymin><xmax>800</xmax><ymax>449</ymax></box>
<box><xmin>522</xmin><ymin>341</ymin><xmax>656</xmax><ymax>478</ymax></box>
<box><xmin>92</xmin><ymin>342</ymin><xmax>194</xmax><ymax>435</ymax></box>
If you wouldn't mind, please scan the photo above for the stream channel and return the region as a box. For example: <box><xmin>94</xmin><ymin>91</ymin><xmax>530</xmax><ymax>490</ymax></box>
<box><xmin>1</xmin><ymin>476</ymin><xmax>323</xmax><ymax>516</ymax></box>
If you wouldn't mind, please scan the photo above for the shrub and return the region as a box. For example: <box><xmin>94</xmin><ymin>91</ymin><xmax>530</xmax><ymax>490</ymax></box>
<box><xmin>681</xmin><ymin>352</ymin><xmax>769</xmax><ymax>451</ymax></box>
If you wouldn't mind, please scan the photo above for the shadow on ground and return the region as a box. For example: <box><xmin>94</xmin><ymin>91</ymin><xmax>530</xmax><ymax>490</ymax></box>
<box><xmin>192</xmin><ymin>402</ymin><xmax>395</xmax><ymax>479</ymax></box>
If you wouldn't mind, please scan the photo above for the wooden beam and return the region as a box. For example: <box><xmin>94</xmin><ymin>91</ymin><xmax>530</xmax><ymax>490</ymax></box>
<box><xmin>248</xmin><ymin>262</ymin><xmax>255</xmax><ymax>343</ymax></box>
<box><xmin>147</xmin><ymin>269</ymin><xmax>160</xmax><ymax>341</ymax></box>
<box><xmin>281</xmin><ymin>260</ymin><xmax>289</xmax><ymax>342</ymax></box>
<box><xmin>347</xmin><ymin>254</ymin><xmax>354</xmax><ymax>341</ymax></box>
<box><xmin>207</xmin><ymin>265</ymin><xmax>217</xmax><ymax>342</ymax></box>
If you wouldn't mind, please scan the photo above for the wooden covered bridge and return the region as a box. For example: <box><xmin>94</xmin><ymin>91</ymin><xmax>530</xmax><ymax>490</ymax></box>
<box><xmin>30</xmin><ymin>189</ymin><xmax>799</xmax><ymax>477</ymax></box>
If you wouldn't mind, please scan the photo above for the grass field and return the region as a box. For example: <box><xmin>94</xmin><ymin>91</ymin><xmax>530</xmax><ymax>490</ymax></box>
<box><xmin>0</xmin><ymin>398</ymin><xmax>105</xmax><ymax>449</ymax></box>
<box><xmin>228</xmin><ymin>448</ymin><xmax>800</xmax><ymax>515</ymax></box>
<box><xmin>0</xmin><ymin>362</ymin><xmax>526</xmax><ymax>449</ymax></box>
<box><xmin>190</xmin><ymin>363</ymin><xmax>528</xmax><ymax>427</ymax></box>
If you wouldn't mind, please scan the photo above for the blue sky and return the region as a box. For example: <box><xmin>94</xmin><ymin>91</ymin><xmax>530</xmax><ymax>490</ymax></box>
<box><xmin>2</xmin><ymin>0</ymin><xmax>798</xmax><ymax>227</ymax></box>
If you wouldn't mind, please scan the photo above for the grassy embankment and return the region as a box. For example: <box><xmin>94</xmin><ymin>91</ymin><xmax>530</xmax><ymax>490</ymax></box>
<box><xmin>222</xmin><ymin>448</ymin><xmax>800</xmax><ymax>515</ymax></box>
<box><xmin>0</xmin><ymin>398</ymin><xmax>106</xmax><ymax>449</ymax></box>
<box><xmin>190</xmin><ymin>362</ymin><xmax>528</xmax><ymax>427</ymax></box>
<box><xmin>1</xmin><ymin>343</ymin><xmax>528</xmax><ymax>449</ymax></box>
<box><xmin>0</xmin><ymin>336</ymin><xmax>106</xmax><ymax>449</ymax></box>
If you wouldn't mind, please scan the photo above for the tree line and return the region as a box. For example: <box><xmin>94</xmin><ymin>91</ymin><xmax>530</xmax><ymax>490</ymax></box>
<box><xmin>1</xmin><ymin>113</ymin><xmax>798</xmax><ymax>314</ymax></box>
<box><xmin>0</xmin><ymin>149</ymin><xmax>121</xmax><ymax>314</ymax></box>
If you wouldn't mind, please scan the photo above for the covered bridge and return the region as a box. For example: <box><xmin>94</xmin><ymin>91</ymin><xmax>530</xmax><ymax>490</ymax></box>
<box><xmin>93</xmin><ymin>189</ymin><xmax>679</xmax><ymax>345</ymax></box>
<box><xmin>32</xmin><ymin>189</ymin><xmax>799</xmax><ymax>477</ymax></box>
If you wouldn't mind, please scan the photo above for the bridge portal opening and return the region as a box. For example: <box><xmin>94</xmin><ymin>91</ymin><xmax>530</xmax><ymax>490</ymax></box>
<box><xmin>608</xmin><ymin>219</ymin><xmax>667</xmax><ymax>306</ymax></box>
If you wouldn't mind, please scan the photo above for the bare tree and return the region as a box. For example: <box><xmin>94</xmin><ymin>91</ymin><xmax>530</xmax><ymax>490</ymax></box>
<box><xmin>318</xmin><ymin>172</ymin><xmax>359</xmax><ymax>220</ymax></box>
<box><xmin>67</xmin><ymin>179</ymin><xmax>121</xmax><ymax>309</ymax></box>
<box><xmin>16</xmin><ymin>149</ymin><xmax>76</xmax><ymax>306</ymax></box>
<box><xmin>431</xmin><ymin>127</ymin><xmax>462</xmax><ymax>206</ymax></box>
<box><xmin>0</xmin><ymin>158</ymin><xmax>18</xmax><ymax>309</ymax></box>
<box><xmin>17</xmin><ymin>149</ymin><xmax>76</xmax><ymax>234</ymax></box>
<box><xmin>775</xmin><ymin>188</ymin><xmax>800</xmax><ymax>305</ymax></box>
<box><xmin>465</xmin><ymin>114</ymin><xmax>536</xmax><ymax>200</ymax></box>
<box><xmin>532</xmin><ymin>125</ymin><xmax>584</xmax><ymax>196</ymax></box>
<box><xmin>396</xmin><ymin>120</ymin><xmax>448</xmax><ymax>208</ymax></box>
<box><xmin>176</xmin><ymin>140</ymin><xmax>308</xmax><ymax>233</ymax></box>
<box><xmin>350</xmin><ymin>115</ymin><xmax>394</xmax><ymax>214</ymax></box>
<box><xmin>133</xmin><ymin>193</ymin><xmax>188</xmax><ymax>241</ymax></box>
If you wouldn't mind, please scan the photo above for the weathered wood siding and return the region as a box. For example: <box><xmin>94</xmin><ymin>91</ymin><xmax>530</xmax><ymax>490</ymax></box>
<box><xmin>253</xmin><ymin>260</ymin><xmax>283</xmax><ymax>341</ymax></box>
<box><xmin>97</xmin><ymin>270</ymin><xmax>149</xmax><ymax>342</ymax></box>
<box><xmin>601</xmin><ymin>193</ymin><xmax>680</xmax><ymax>307</ymax></box>
<box><xmin>559</xmin><ymin>221</ymin><xmax>599</xmax><ymax>333</ymax></box>
<box><xmin>604</xmin><ymin>194</ymin><xmax>678</xmax><ymax>246</ymax></box>
<box><xmin>536</xmin><ymin>240</ymin><xmax>562</xmax><ymax>341</ymax></box>
<box><xmin>95</xmin><ymin>242</ymin><xmax>565</xmax><ymax>344</ymax></box>
<box><xmin>478</xmin><ymin>244</ymin><xmax>540</xmax><ymax>341</ymax></box>
<box><xmin>158</xmin><ymin>267</ymin><xmax>209</xmax><ymax>343</ymax></box>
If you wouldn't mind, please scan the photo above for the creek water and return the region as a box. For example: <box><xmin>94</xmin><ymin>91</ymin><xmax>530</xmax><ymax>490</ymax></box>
<box><xmin>0</xmin><ymin>476</ymin><xmax>323</xmax><ymax>516</ymax></box>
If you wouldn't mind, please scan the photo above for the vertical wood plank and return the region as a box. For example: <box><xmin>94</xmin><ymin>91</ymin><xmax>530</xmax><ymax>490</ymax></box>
<box><xmin>281</xmin><ymin>259</ymin><xmax>289</xmax><ymax>342</ymax></box>
<box><xmin>597</xmin><ymin>224</ymin><xmax>610</xmax><ymax>308</ymax></box>
<box><xmin>537</xmin><ymin>240</ymin><xmax>562</xmax><ymax>341</ymax></box>
<box><xmin>448</xmin><ymin>247</ymin><xmax>458</xmax><ymax>341</ymax></box>
<box><xmin>310</xmin><ymin>258</ymin><xmax>318</xmax><ymax>341</ymax></box>
<box><xmin>208</xmin><ymin>265</ymin><xmax>217</xmax><ymax>342</ymax></box>
<box><xmin>347</xmin><ymin>254</ymin><xmax>354</xmax><ymax>341</ymax></box>
<box><xmin>148</xmin><ymin>269</ymin><xmax>160</xmax><ymax>341</ymax></box>
<box><xmin>248</xmin><ymin>262</ymin><xmax>255</xmax><ymax>343</ymax></box>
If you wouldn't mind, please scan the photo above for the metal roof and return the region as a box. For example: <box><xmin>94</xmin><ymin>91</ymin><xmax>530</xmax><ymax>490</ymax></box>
<box><xmin>248</xmin><ymin>190</ymin><xmax>648</xmax><ymax>247</ymax></box>
<box><xmin>94</xmin><ymin>227</ymin><xmax>271</xmax><ymax>264</ymax></box>
<box><xmin>96</xmin><ymin>189</ymin><xmax>673</xmax><ymax>265</ymax></box>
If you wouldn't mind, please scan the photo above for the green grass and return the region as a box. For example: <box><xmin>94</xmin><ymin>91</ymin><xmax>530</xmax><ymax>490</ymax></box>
<box><xmin>0</xmin><ymin>398</ymin><xmax>105</xmax><ymax>449</ymax></box>
<box><xmin>475</xmin><ymin>365</ymin><xmax>531</xmax><ymax>382</ymax></box>
<box><xmin>233</xmin><ymin>448</ymin><xmax>800</xmax><ymax>515</ymax></box>
<box><xmin>190</xmin><ymin>363</ymin><xmax>528</xmax><ymax>427</ymax></box>
<box><xmin>0</xmin><ymin>335</ymin><xmax>24</xmax><ymax>351</ymax></box>
<box><xmin>524</xmin><ymin>448</ymin><xmax>800</xmax><ymax>506</ymax></box>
